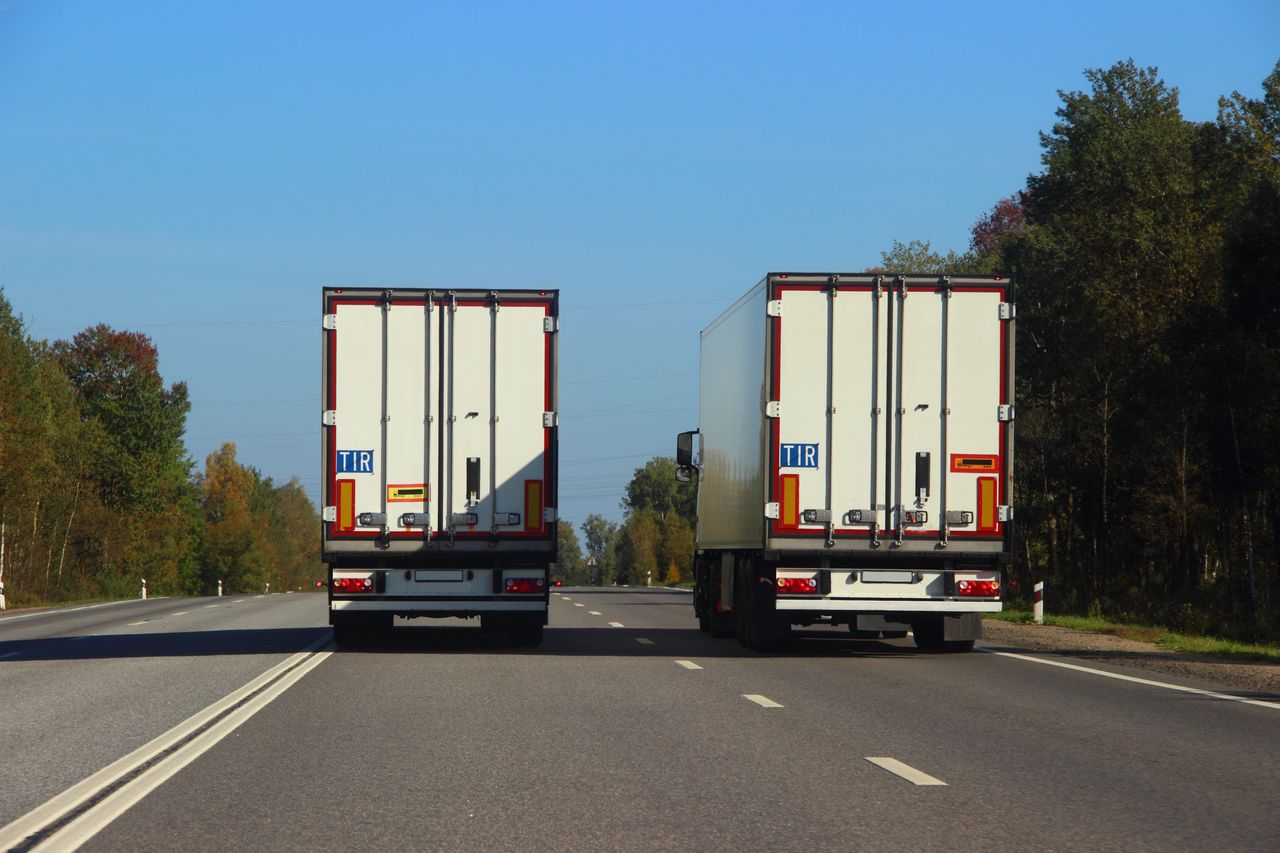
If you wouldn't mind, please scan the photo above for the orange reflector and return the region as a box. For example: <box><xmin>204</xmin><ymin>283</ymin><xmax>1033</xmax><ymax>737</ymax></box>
<box><xmin>780</xmin><ymin>474</ymin><xmax>799</xmax><ymax>527</ymax></box>
<box><xmin>524</xmin><ymin>480</ymin><xmax>543</xmax><ymax>531</ymax></box>
<box><xmin>977</xmin><ymin>477</ymin><xmax>997</xmax><ymax>532</ymax></box>
<box><xmin>336</xmin><ymin>479</ymin><xmax>355</xmax><ymax>532</ymax></box>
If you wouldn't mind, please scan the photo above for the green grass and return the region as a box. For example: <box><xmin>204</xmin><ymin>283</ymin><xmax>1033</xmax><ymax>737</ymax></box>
<box><xmin>986</xmin><ymin>608</ymin><xmax>1280</xmax><ymax>664</ymax></box>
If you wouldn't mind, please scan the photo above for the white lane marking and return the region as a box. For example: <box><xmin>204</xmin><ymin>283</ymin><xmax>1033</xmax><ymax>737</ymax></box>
<box><xmin>203</xmin><ymin>604</ymin><xmax>219</xmax><ymax>609</ymax></box>
<box><xmin>0</xmin><ymin>600</ymin><xmax>141</xmax><ymax>622</ymax></box>
<box><xmin>126</xmin><ymin>621</ymin><xmax>150</xmax><ymax>627</ymax></box>
<box><xmin>574</xmin><ymin>603</ymin><xmax>585</xmax><ymax>608</ymax></box>
<box><xmin>865</xmin><ymin>757</ymin><xmax>947</xmax><ymax>786</ymax></box>
<box><xmin>608</xmin><ymin>621</ymin><xmax>624</xmax><ymax>628</ymax></box>
<box><xmin>983</xmin><ymin>649</ymin><xmax>1280</xmax><ymax>711</ymax></box>
<box><xmin>0</xmin><ymin>634</ymin><xmax>332</xmax><ymax>849</ymax></box>
<box><xmin>743</xmin><ymin>694</ymin><xmax>783</xmax><ymax>708</ymax></box>
<box><xmin>254</xmin><ymin>595</ymin><xmax>265</xmax><ymax>599</ymax></box>
<box><xmin>172</xmin><ymin>612</ymin><xmax>188</xmax><ymax>617</ymax></box>
<box><xmin>635</xmin><ymin>638</ymin><xmax>654</xmax><ymax>645</ymax></box>
<box><xmin>588</xmin><ymin>610</ymin><xmax>602</xmax><ymax>616</ymax></box>
<box><xmin>675</xmin><ymin>660</ymin><xmax>703</xmax><ymax>670</ymax></box>
<box><xmin>561</xmin><ymin>596</ymin><xmax>572</xmax><ymax>600</ymax></box>
<box><xmin>0</xmin><ymin>651</ymin><xmax>20</xmax><ymax>661</ymax></box>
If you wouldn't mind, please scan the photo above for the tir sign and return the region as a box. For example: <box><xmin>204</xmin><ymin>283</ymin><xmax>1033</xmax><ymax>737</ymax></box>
<box><xmin>780</xmin><ymin>443</ymin><xmax>819</xmax><ymax>469</ymax></box>
<box><xmin>337</xmin><ymin>450</ymin><xmax>374</xmax><ymax>473</ymax></box>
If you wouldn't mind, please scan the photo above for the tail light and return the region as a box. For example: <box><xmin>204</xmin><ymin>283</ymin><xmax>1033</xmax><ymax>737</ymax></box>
<box><xmin>332</xmin><ymin>577</ymin><xmax>373</xmax><ymax>594</ymax></box>
<box><xmin>505</xmin><ymin>577</ymin><xmax>545</xmax><ymax>594</ymax></box>
<box><xmin>956</xmin><ymin>580</ymin><xmax>1000</xmax><ymax>597</ymax></box>
<box><xmin>776</xmin><ymin>576</ymin><xmax>819</xmax><ymax>595</ymax></box>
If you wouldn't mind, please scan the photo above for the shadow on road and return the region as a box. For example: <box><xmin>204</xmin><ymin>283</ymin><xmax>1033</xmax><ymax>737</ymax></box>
<box><xmin>0</xmin><ymin>627</ymin><xmax>329</xmax><ymax>662</ymax></box>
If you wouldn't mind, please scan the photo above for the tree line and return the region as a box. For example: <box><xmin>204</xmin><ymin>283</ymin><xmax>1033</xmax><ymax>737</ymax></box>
<box><xmin>0</xmin><ymin>300</ymin><xmax>322</xmax><ymax>606</ymax></box>
<box><xmin>882</xmin><ymin>59</ymin><xmax>1280</xmax><ymax>639</ymax></box>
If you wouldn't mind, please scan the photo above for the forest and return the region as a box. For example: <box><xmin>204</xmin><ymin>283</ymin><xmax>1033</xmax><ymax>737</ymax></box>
<box><xmin>0</xmin><ymin>312</ymin><xmax>322</xmax><ymax>605</ymax></box>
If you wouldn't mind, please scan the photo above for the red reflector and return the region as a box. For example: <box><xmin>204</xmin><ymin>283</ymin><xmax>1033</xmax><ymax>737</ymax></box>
<box><xmin>505</xmin><ymin>577</ymin><xmax>545</xmax><ymax>594</ymax></box>
<box><xmin>956</xmin><ymin>580</ymin><xmax>1000</xmax><ymax>597</ymax></box>
<box><xmin>776</xmin><ymin>577</ymin><xmax>819</xmax><ymax>594</ymax></box>
<box><xmin>333</xmin><ymin>577</ymin><xmax>373</xmax><ymax>593</ymax></box>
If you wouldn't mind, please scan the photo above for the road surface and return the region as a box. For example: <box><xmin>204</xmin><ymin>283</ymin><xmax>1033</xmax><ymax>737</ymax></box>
<box><xmin>1</xmin><ymin>588</ymin><xmax>1277</xmax><ymax>851</ymax></box>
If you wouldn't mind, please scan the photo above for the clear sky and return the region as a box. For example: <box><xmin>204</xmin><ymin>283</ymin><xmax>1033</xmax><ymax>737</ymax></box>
<box><xmin>2</xmin><ymin>1</ymin><xmax>1277</xmax><ymax>527</ymax></box>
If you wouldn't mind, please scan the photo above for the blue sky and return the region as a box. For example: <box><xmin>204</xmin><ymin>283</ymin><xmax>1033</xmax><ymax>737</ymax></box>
<box><xmin>2</xmin><ymin>1</ymin><xmax>1277</xmax><ymax>526</ymax></box>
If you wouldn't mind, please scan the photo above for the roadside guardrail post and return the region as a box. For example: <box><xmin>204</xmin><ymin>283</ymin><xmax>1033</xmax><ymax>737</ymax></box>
<box><xmin>217</xmin><ymin>580</ymin><xmax>223</xmax><ymax>597</ymax></box>
<box><xmin>141</xmin><ymin>578</ymin><xmax>147</xmax><ymax>600</ymax></box>
<box><xmin>1033</xmin><ymin>581</ymin><xmax>1044</xmax><ymax>624</ymax></box>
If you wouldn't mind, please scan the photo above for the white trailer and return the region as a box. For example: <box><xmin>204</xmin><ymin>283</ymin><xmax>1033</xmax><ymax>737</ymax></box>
<box><xmin>321</xmin><ymin>288</ymin><xmax>558</xmax><ymax>646</ymax></box>
<box><xmin>676</xmin><ymin>273</ymin><xmax>1012</xmax><ymax>651</ymax></box>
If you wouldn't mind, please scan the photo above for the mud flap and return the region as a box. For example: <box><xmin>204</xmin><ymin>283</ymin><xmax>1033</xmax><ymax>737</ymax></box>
<box><xmin>942</xmin><ymin>612</ymin><xmax>982</xmax><ymax>641</ymax></box>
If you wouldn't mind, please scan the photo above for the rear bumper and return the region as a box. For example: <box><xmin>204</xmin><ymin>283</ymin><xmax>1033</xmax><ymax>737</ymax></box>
<box><xmin>774</xmin><ymin>599</ymin><xmax>1001</xmax><ymax>612</ymax></box>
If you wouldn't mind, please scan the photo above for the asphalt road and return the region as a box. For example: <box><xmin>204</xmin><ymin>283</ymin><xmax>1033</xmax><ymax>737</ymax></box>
<box><xmin>1</xmin><ymin>589</ymin><xmax>1277</xmax><ymax>852</ymax></box>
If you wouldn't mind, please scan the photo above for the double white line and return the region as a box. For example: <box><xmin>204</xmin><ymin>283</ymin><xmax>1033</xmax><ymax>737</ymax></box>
<box><xmin>0</xmin><ymin>636</ymin><xmax>333</xmax><ymax>851</ymax></box>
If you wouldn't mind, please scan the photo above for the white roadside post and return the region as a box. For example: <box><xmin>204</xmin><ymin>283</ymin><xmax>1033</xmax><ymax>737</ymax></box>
<box><xmin>141</xmin><ymin>578</ymin><xmax>147</xmax><ymax>600</ymax></box>
<box><xmin>1033</xmin><ymin>581</ymin><xmax>1044</xmax><ymax>624</ymax></box>
<box><xmin>217</xmin><ymin>579</ymin><xmax>223</xmax><ymax>597</ymax></box>
<box><xmin>265</xmin><ymin>582</ymin><xmax>270</xmax><ymax>595</ymax></box>
<box><xmin>646</xmin><ymin>570</ymin><xmax>652</xmax><ymax>588</ymax></box>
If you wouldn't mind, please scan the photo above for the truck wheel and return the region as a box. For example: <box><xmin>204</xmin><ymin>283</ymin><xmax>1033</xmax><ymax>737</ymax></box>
<box><xmin>911</xmin><ymin>618</ymin><xmax>975</xmax><ymax>653</ymax></box>
<box><xmin>706</xmin><ymin>566</ymin><xmax>735</xmax><ymax>638</ymax></box>
<box><xmin>506</xmin><ymin>616</ymin><xmax>544</xmax><ymax>647</ymax></box>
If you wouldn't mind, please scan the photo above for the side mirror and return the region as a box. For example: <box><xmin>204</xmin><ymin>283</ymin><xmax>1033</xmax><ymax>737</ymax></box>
<box><xmin>676</xmin><ymin>430</ymin><xmax>699</xmax><ymax>481</ymax></box>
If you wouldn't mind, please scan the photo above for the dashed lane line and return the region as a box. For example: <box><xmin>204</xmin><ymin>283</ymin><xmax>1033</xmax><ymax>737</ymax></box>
<box><xmin>172</xmin><ymin>612</ymin><xmax>188</xmax><ymax>617</ymax></box>
<box><xmin>608</xmin><ymin>621</ymin><xmax>624</xmax><ymax>628</ymax></box>
<box><xmin>982</xmin><ymin>649</ymin><xmax>1280</xmax><ymax>711</ymax></box>
<box><xmin>126</xmin><ymin>621</ymin><xmax>150</xmax><ymax>627</ymax></box>
<box><xmin>588</xmin><ymin>611</ymin><xmax>602</xmax><ymax>616</ymax></box>
<box><xmin>743</xmin><ymin>694</ymin><xmax>783</xmax><ymax>708</ymax></box>
<box><xmin>0</xmin><ymin>652</ymin><xmax>20</xmax><ymax>661</ymax></box>
<box><xmin>865</xmin><ymin>757</ymin><xmax>947</xmax><ymax>786</ymax></box>
<box><xmin>675</xmin><ymin>660</ymin><xmax>703</xmax><ymax>670</ymax></box>
<box><xmin>635</xmin><ymin>638</ymin><xmax>654</xmax><ymax>645</ymax></box>
<box><xmin>203</xmin><ymin>604</ymin><xmax>219</xmax><ymax>609</ymax></box>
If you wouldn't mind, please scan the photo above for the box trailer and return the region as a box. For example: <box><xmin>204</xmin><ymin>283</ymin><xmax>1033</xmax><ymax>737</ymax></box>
<box><xmin>321</xmin><ymin>287</ymin><xmax>558</xmax><ymax>646</ymax></box>
<box><xmin>676</xmin><ymin>273</ymin><xmax>1012</xmax><ymax>651</ymax></box>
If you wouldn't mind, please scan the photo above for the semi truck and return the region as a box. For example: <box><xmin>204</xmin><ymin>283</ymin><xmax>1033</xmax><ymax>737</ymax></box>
<box><xmin>676</xmin><ymin>273</ymin><xmax>1012</xmax><ymax>652</ymax></box>
<box><xmin>321</xmin><ymin>287</ymin><xmax>559</xmax><ymax>646</ymax></box>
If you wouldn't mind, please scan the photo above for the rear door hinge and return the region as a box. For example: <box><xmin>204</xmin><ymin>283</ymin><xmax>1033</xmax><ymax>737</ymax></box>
<box><xmin>322</xmin><ymin>410</ymin><xmax>338</xmax><ymax>426</ymax></box>
<box><xmin>999</xmin><ymin>302</ymin><xmax>1016</xmax><ymax>320</ymax></box>
<box><xmin>766</xmin><ymin>300</ymin><xmax>783</xmax><ymax>317</ymax></box>
<box><xmin>322</xmin><ymin>506</ymin><xmax>337</xmax><ymax>522</ymax></box>
<box><xmin>998</xmin><ymin>505</ymin><xmax>1014</xmax><ymax>522</ymax></box>
<box><xmin>542</xmin><ymin>411</ymin><xmax>558</xmax><ymax>428</ymax></box>
<box><xmin>764</xmin><ymin>502</ymin><xmax>780</xmax><ymax>519</ymax></box>
<box><xmin>997</xmin><ymin>405</ymin><xmax>1015</xmax><ymax>422</ymax></box>
<box><xmin>543</xmin><ymin>507</ymin><xmax>557</xmax><ymax>523</ymax></box>
<box><xmin>322</xmin><ymin>313</ymin><xmax>338</xmax><ymax>330</ymax></box>
<box><xmin>765</xmin><ymin>400</ymin><xmax>781</xmax><ymax>418</ymax></box>
<box><xmin>543</xmin><ymin>316</ymin><xmax>559</xmax><ymax>333</ymax></box>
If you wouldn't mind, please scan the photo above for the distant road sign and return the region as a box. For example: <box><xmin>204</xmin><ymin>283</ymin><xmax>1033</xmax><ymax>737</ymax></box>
<box><xmin>586</xmin><ymin>555</ymin><xmax>598</xmax><ymax>567</ymax></box>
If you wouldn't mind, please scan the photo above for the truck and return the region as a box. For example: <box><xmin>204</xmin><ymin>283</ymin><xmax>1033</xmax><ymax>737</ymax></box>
<box><xmin>676</xmin><ymin>273</ymin><xmax>1012</xmax><ymax>652</ymax></box>
<box><xmin>321</xmin><ymin>287</ymin><xmax>559</xmax><ymax>647</ymax></box>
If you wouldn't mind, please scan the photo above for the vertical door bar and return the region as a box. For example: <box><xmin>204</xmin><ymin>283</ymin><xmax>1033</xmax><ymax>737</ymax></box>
<box><xmin>939</xmin><ymin>280</ymin><xmax>950</xmax><ymax>546</ymax></box>
<box><xmin>489</xmin><ymin>293</ymin><xmax>500</xmax><ymax>534</ymax></box>
<box><xmin>446</xmin><ymin>291</ymin><xmax>457</xmax><ymax>531</ymax></box>
<box><xmin>894</xmin><ymin>276</ymin><xmax>907</xmax><ymax>546</ymax></box>
<box><xmin>883</xmin><ymin>278</ymin><xmax>895</xmax><ymax>542</ymax></box>
<box><xmin>823</xmin><ymin>279</ymin><xmax>836</xmax><ymax>545</ymax></box>
<box><xmin>869</xmin><ymin>278</ymin><xmax>881</xmax><ymax>545</ymax></box>
<box><xmin>423</xmin><ymin>292</ymin><xmax>433</xmax><ymax>537</ymax></box>
<box><xmin>379</xmin><ymin>290</ymin><xmax>391</xmax><ymax>536</ymax></box>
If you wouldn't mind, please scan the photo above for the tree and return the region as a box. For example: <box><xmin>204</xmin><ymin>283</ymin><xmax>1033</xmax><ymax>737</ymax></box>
<box><xmin>579</xmin><ymin>513</ymin><xmax>619</xmax><ymax>586</ymax></box>
<box><xmin>876</xmin><ymin>239</ymin><xmax>987</xmax><ymax>275</ymax></box>
<box><xmin>554</xmin><ymin>520</ymin><xmax>588</xmax><ymax>584</ymax></box>
<box><xmin>200</xmin><ymin>443</ymin><xmax>273</xmax><ymax>594</ymax></box>
<box><xmin>621</xmin><ymin>457</ymin><xmax>695</xmax><ymax>524</ymax></box>
<box><xmin>617</xmin><ymin>508</ymin><xmax>661</xmax><ymax>586</ymax></box>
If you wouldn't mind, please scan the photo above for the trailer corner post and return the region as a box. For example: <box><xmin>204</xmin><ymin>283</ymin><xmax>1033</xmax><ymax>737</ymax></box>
<box><xmin>1033</xmin><ymin>581</ymin><xmax>1044</xmax><ymax>624</ymax></box>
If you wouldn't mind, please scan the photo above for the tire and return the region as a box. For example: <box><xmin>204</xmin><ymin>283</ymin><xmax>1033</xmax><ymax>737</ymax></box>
<box><xmin>506</xmin><ymin>615</ymin><xmax>545</xmax><ymax>647</ymax></box>
<box><xmin>331</xmin><ymin>621</ymin><xmax>364</xmax><ymax>648</ymax></box>
<box><xmin>911</xmin><ymin>618</ymin><xmax>975</xmax><ymax>653</ymax></box>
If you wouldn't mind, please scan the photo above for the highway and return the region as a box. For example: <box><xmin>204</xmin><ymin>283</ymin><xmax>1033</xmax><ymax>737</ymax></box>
<box><xmin>1</xmin><ymin>588</ymin><xmax>1277</xmax><ymax>851</ymax></box>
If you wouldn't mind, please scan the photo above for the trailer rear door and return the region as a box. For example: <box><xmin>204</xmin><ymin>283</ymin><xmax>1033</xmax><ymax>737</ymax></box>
<box><xmin>768</xmin><ymin>275</ymin><xmax>1011</xmax><ymax>552</ymax></box>
<box><xmin>323</xmin><ymin>290</ymin><xmax>557</xmax><ymax>555</ymax></box>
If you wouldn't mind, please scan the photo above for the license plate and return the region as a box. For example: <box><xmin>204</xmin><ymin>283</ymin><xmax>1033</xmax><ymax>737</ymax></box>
<box><xmin>861</xmin><ymin>570</ymin><xmax>916</xmax><ymax>584</ymax></box>
<box><xmin>414</xmin><ymin>570</ymin><xmax>464</xmax><ymax>582</ymax></box>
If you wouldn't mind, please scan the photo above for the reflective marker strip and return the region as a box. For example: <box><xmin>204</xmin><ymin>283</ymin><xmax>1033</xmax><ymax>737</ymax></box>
<box><xmin>865</xmin><ymin>756</ymin><xmax>947</xmax><ymax>786</ymax></box>
<box><xmin>524</xmin><ymin>480</ymin><xmax>543</xmax><ymax>531</ymax></box>
<box><xmin>780</xmin><ymin>474</ymin><xmax>799</xmax><ymax>527</ymax></box>
<box><xmin>977</xmin><ymin>476</ymin><xmax>997</xmax><ymax>531</ymax></box>
<box><xmin>336</xmin><ymin>479</ymin><xmax>356</xmax><ymax>532</ymax></box>
<box><xmin>675</xmin><ymin>660</ymin><xmax>702</xmax><ymax>670</ymax></box>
